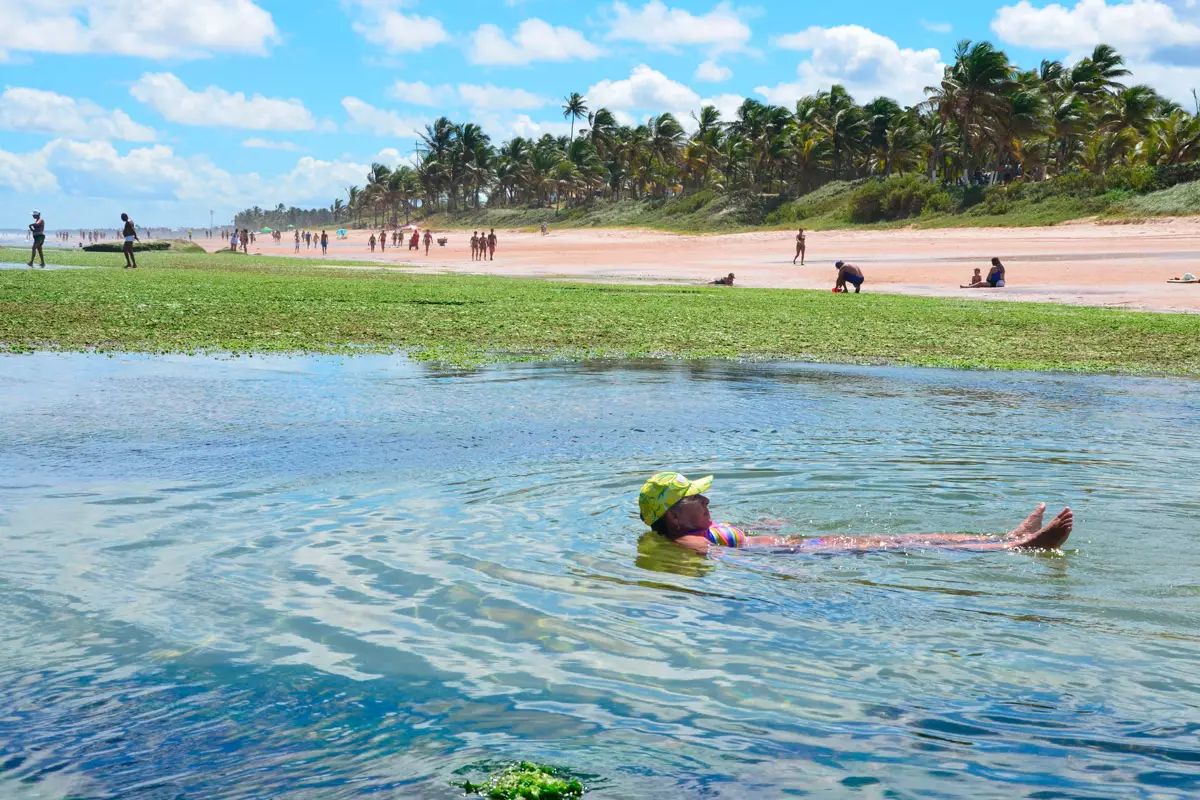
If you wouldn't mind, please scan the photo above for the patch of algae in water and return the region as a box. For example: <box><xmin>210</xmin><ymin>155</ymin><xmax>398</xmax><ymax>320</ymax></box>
<box><xmin>458</xmin><ymin>762</ymin><xmax>586</xmax><ymax>799</ymax></box>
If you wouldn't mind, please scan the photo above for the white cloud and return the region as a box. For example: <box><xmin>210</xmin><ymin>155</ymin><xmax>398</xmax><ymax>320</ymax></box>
<box><xmin>0</xmin><ymin>138</ymin><xmax>374</xmax><ymax>215</ymax></box>
<box><xmin>349</xmin><ymin>3</ymin><xmax>449</xmax><ymax>54</ymax></box>
<box><xmin>588</xmin><ymin>64</ymin><xmax>701</xmax><ymax>114</ymax></box>
<box><xmin>242</xmin><ymin>138</ymin><xmax>303</xmax><ymax>151</ymax></box>
<box><xmin>700</xmin><ymin>93</ymin><xmax>745</xmax><ymax>121</ymax></box>
<box><xmin>341</xmin><ymin>97</ymin><xmax>426</xmax><ymax>137</ymax></box>
<box><xmin>457</xmin><ymin>84</ymin><xmax>548</xmax><ymax>112</ymax></box>
<box><xmin>607</xmin><ymin>1</ymin><xmax>752</xmax><ymax>54</ymax></box>
<box><xmin>757</xmin><ymin>25</ymin><xmax>945</xmax><ymax>106</ymax></box>
<box><xmin>130</xmin><ymin>73</ymin><xmax>316</xmax><ymax>131</ymax></box>
<box><xmin>504</xmin><ymin>115</ymin><xmax>573</xmax><ymax>139</ymax></box>
<box><xmin>0</xmin><ymin>147</ymin><xmax>56</xmax><ymax>193</ymax></box>
<box><xmin>389</xmin><ymin>81</ymin><xmax>548</xmax><ymax>113</ymax></box>
<box><xmin>0</xmin><ymin>0</ymin><xmax>277</xmax><ymax>60</ymax></box>
<box><xmin>992</xmin><ymin>0</ymin><xmax>1200</xmax><ymax>56</ymax></box>
<box><xmin>389</xmin><ymin>80</ymin><xmax>441</xmax><ymax>106</ymax></box>
<box><xmin>470</xmin><ymin>19</ymin><xmax>603</xmax><ymax>65</ymax></box>
<box><xmin>921</xmin><ymin>20</ymin><xmax>953</xmax><ymax>34</ymax></box>
<box><xmin>0</xmin><ymin>87</ymin><xmax>156</xmax><ymax>141</ymax></box>
<box><xmin>695</xmin><ymin>60</ymin><xmax>733</xmax><ymax>82</ymax></box>
<box><xmin>991</xmin><ymin>0</ymin><xmax>1200</xmax><ymax>105</ymax></box>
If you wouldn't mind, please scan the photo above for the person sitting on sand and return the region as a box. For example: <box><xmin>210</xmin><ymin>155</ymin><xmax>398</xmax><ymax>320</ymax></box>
<box><xmin>834</xmin><ymin>260</ymin><xmax>864</xmax><ymax>293</ymax></box>
<box><xmin>968</xmin><ymin>267</ymin><xmax>983</xmax><ymax>286</ymax></box>
<box><xmin>710</xmin><ymin>273</ymin><xmax>735</xmax><ymax>286</ymax></box>
<box><xmin>962</xmin><ymin>257</ymin><xmax>1006</xmax><ymax>289</ymax></box>
<box><xmin>640</xmin><ymin>472</ymin><xmax>1073</xmax><ymax>557</ymax></box>
<box><xmin>423</xmin><ymin>229</ymin><xmax>432</xmax><ymax>255</ymax></box>
<box><xmin>27</xmin><ymin>210</ymin><xmax>45</xmax><ymax>268</ymax></box>
<box><xmin>793</xmin><ymin>228</ymin><xmax>806</xmax><ymax>266</ymax></box>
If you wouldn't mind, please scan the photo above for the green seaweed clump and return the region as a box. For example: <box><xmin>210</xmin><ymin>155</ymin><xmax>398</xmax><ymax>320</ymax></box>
<box><xmin>459</xmin><ymin>762</ymin><xmax>585</xmax><ymax>799</ymax></box>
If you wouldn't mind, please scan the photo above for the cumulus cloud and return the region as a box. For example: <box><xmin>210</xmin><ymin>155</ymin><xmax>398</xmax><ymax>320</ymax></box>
<box><xmin>0</xmin><ymin>87</ymin><xmax>156</xmax><ymax>141</ymax></box>
<box><xmin>242</xmin><ymin>138</ymin><xmax>303</xmax><ymax>151</ymax></box>
<box><xmin>0</xmin><ymin>0</ymin><xmax>278</xmax><ymax>60</ymax></box>
<box><xmin>695</xmin><ymin>60</ymin><xmax>733</xmax><ymax>82</ymax></box>
<box><xmin>341</xmin><ymin>97</ymin><xmax>427</xmax><ymax>137</ymax></box>
<box><xmin>991</xmin><ymin>0</ymin><xmax>1200</xmax><ymax>104</ymax></box>
<box><xmin>348</xmin><ymin>1</ymin><xmax>449</xmax><ymax>54</ymax></box>
<box><xmin>588</xmin><ymin>64</ymin><xmax>702</xmax><ymax>113</ymax></box>
<box><xmin>470</xmin><ymin>19</ymin><xmax>603</xmax><ymax>65</ymax></box>
<box><xmin>607</xmin><ymin>1</ymin><xmax>752</xmax><ymax>54</ymax></box>
<box><xmin>992</xmin><ymin>0</ymin><xmax>1200</xmax><ymax>56</ymax></box>
<box><xmin>389</xmin><ymin>80</ymin><xmax>548</xmax><ymax>112</ymax></box>
<box><xmin>0</xmin><ymin>138</ymin><xmax>375</xmax><ymax>214</ymax></box>
<box><xmin>130</xmin><ymin>73</ymin><xmax>316</xmax><ymax>131</ymax></box>
<box><xmin>757</xmin><ymin>25</ymin><xmax>945</xmax><ymax>106</ymax></box>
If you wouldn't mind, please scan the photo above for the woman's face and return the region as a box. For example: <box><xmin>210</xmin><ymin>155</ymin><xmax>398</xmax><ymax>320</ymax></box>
<box><xmin>666</xmin><ymin>494</ymin><xmax>712</xmax><ymax>534</ymax></box>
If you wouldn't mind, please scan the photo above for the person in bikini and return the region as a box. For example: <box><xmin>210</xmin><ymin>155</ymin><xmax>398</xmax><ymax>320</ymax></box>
<box><xmin>793</xmin><ymin>229</ymin><xmax>806</xmax><ymax>265</ymax></box>
<box><xmin>470</xmin><ymin>232</ymin><xmax>480</xmax><ymax>261</ymax></box>
<box><xmin>487</xmin><ymin>228</ymin><xmax>497</xmax><ymax>261</ymax></box>
<box><xmin>962</xmin><ymin>257</ymin><xmax>1007</xmax><ymax>289</ymax></box>
<box><xmin>28</xmin><ymin>210</ymin><xmax>46</xmax><ymax>268</ymax></box>
<box><xmin>423</xmin><ymin>229</ymin><xmax>433</xmax><ymax>255</ymax></box>
<box><xmin>368</xmin><ymin>234</ymin><xmax>376</xmax><ymax>253</ymax></box>
<box><xmin>120</xmin><ymin>213</ymin><xmax>140</xmax><ymax>268</ymax></box>
<box><xmin>639</xmin><ymin>472</ymin><xmax>1073</xmax><ymax>557</ymax></box>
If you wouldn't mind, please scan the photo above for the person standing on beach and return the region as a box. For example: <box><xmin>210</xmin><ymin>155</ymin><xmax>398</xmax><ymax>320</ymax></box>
<box><xmin>424</xmin><ymin>229</ymin><xmax>432</xmax><ymax>255</ymax></box>
<box><xmin>487</xmin><ymin>228</ymin><xmax>497</xmax><ymax>261</ymax></box>
<box><xmin>793</xmin><ymin>229</ymin><xmax>806</xmax><ymax>266</ymax></box>
<box><xmin>27</xmin><ymin>210</ymin><xmax>46</xmax><ymax>268</ymax></box>
<box><xmin>368</xmin><ymin>233</ymin><xmax>376</xmax><ymax>253</ymax></box>
<box><xmin>320</xmin><ymin>230</ymin><xmax>328</xmax><ymax>255</ymax></box>
<box><xmin>834</xmin><ymin>260</ymin><xmax>864</xmax><ymax>293</ymax></box>
<box><xmin>379</xmin><ymin>229</ymin><xmax>386</xmax><ymax>253</ymax></box>
<box><xmin>294</xmin><ymin>230</ymin><xmax>300</xmax><ymax>253</ymax></box>
<box><xmin>470</xmin><ymin>232</ymin><xmax>479</xmax><ymax>261</ymax></box>
<box><xmin>120</xmin><ymin>213</ymin><xmax>139</xmax><ymax>269</ymax></box>
<box><xmin>241</xmin><ymin>229</ymin><xmax>249</xmax><ymax>254</ymax></box>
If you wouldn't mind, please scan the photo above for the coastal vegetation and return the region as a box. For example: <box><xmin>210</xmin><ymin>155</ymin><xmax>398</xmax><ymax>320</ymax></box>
<box><xmin>236</xmin><ymin>41</ymin><xmax>1200</xmax><ymax>232</ymax></box>
<box><xmin>3</xmin><ymin>247</ymin><xmax>1199</xmax><ymax>375</ymax></box>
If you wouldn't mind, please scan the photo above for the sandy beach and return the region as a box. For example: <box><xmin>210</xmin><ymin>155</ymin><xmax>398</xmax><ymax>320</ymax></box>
<box><xmin>208</xmin><ymin>218</ymin><xmax>1200</xmax><ymax>313</ymax></box>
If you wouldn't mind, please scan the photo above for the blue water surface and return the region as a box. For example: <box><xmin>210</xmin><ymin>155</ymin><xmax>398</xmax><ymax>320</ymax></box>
<box><xmin>0</xmin><ymin>355</ymin><xmax>1197</xmax><ymax>799</ymax></box>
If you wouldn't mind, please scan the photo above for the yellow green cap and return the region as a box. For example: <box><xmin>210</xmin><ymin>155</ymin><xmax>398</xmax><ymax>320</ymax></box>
<box><xmin>638</xmin><ymin>472</ymin><xmax>713</xmax><ymax>526</ymax></box>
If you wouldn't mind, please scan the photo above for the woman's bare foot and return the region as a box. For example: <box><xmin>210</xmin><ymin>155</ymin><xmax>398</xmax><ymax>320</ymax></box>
<box><xmin>1008</xmin><ymin>507</ymin><xmax>1073</xmax><ymax>550</ymax></box>
<box><xmin>1009</xmin><ymin>503</ymin><xmax>1047</xmax><ymax>538</ymax></box>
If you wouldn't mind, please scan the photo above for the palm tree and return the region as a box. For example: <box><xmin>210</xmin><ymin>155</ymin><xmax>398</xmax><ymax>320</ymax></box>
<box><xmin>562</xmin><ymin>92</ymin><xmax>588</xmax><ymax>148</ymax></box>
<box><xmin>925</xmin><ymin>40</ymin><xmax>1015</xmax><ymax>180</ymax></box>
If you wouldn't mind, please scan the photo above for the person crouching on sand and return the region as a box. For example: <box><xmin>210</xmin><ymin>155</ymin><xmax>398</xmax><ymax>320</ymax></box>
<box><xmin>834</xmin><ymin>260</ymin><xmax>864</xmax><ymax>293</ymax></box>
<box><xmin>639</xmin><ymin>472</ymin><xmax>1073</xmax><ymax>557</ymax></box>
<box><xmin>710</xmin><ymin>273</ymin><xmax>735</xmax><ymax>286</ymax></box>
<box><xmin>963</xmin><ymin>257</ymin><xmax>1006</xmax><ymax>289</ymax></box>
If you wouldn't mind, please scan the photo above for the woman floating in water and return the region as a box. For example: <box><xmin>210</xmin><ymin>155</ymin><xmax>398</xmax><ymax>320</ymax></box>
<box><xmin>639</xmin><ymin>472</ymin><xmax>1073</xmax><ymax>556</ymax></box>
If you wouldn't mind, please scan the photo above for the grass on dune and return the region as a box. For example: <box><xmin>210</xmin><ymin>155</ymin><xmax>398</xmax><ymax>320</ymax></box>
<box><xmin>2</xmin><ymin>247</ymin><xmax>1199</xmax><ymax>375</ymax></box>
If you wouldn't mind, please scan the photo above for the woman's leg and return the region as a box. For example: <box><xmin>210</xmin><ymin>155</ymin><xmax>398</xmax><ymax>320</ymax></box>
<box><xmin>788</xmin><ymin>507</ymin><xmax>1072</xmax><ymax>553</ymax></box>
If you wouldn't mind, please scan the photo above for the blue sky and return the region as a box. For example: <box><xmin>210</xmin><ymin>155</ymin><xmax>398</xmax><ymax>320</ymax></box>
<box><xmin>2</xmin><ymin>0</ymin><xmax>1199</xmax><ymax>228</ymax></box>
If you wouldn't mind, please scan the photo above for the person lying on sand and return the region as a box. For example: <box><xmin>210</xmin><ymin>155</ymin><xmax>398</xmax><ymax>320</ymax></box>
<box><xmin>834</xmin><ymin>260</ymin><xmax>864</xmax><ymax>293</ymax></box>
<box><xmin>639</xmin><ymin>472</ymin><xmax>1073</xmax><ymax>556</ymax></box>
<box><xmin>710</xmin><ymin>273</ymin><xmax>736</xmax><ymax>286</ymax></box>
<box><xmin>963</xmin><ymin>257</ymin><xmax>1006</xmax><ymax>289</ymax></box>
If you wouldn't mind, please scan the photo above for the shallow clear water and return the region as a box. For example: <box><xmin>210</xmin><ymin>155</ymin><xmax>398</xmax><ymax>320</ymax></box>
<box><xmin>1</xmin><ymin>355</ymin><xmax>1198</xmax><ymax>799</ymax></box>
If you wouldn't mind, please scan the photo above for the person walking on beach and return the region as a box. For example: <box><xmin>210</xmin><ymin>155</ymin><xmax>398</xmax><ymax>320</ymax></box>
<box><xmin>424</xmin><ymin>229</ymin><xmax>432</xmax><ymax>255</ymax></box>
<box><xmin>368</xmin><ymin>234</ymin><xmax>376</xmax><ymax>253</ymax></box>
<box><xmin>320</xmin><ymin>230</ymin><xmax>328</xmax><ymax>255</ymax></box>
<box><xmin>27</xmin><ymin>210</ymin><xmax>46</xmax><ymax>268</ymax></box>
<box><xmin>834</xmin><ymin>260</ymin><xmax>864</xmax><ymax>293</ymax></box>
<box><xmin>120</xmin><ymin>213</ymin><xmax>140</xmax><ymax>269</ymax></box>
<box><xmin>241</xmin><ymin>229</ymin><xmax>249</xmax><ymax>254</ymax></box>
<box><xmin>293</xmin><ymin>230</ymin><xmax>300</xmax><ymax>253</ymax></box>
<box><xmin>639</xmin><ymin>472</ymin><xmax>1073</xmax><ymax>557</ymax></box>
<box><xmin>379</xmin><ymin>229</ymin><xmax>386</xmax><ymax>253</ymax></box>
<box><xmin>793</xmin><ymin>228</ymin><xmax>806</xmax><ymax>265</ymax></box>
<box><xmin>470</xmin><ymin>232</ymin><xmax>479</xmax><ymax>261</ymax></box>
<box><xmin>962</xmin><ymin>258</ymin><xmax>1007</xmax><ymax>289</ymax></box>
<box><xmin>487</xmin><ymin>228</ymin><xmax>497</xmax><ymax>261</ymax></box>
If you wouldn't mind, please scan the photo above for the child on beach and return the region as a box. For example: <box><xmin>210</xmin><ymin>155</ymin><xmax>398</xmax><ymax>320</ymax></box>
<box><xmin>968</xmin><ymin>268</ymin><xmax>983</xmax><ymax>285</ymax></box>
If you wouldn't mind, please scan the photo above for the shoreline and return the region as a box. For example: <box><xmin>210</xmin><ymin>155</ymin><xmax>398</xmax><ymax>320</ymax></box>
<box><xmin>194</xmin><ymin>219</ymin><xmax>1200</xmax><ymax>314</ymax></box>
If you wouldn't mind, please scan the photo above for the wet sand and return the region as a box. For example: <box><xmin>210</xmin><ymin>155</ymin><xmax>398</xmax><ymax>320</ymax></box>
<box><xmin>206</xmin><ymin>218</ymin><xmax>1200</xmax><ymax>313</ymax></box>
